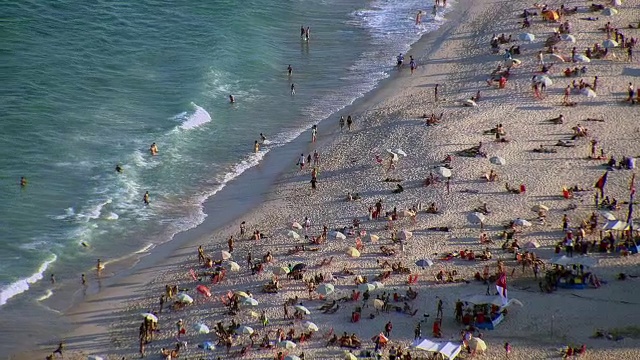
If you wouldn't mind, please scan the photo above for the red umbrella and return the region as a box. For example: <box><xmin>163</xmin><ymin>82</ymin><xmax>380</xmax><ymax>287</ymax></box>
<box><xmin>197</xmin><ymin>284</ymin><xmax>211</xmax><ymax>297</ymax></box>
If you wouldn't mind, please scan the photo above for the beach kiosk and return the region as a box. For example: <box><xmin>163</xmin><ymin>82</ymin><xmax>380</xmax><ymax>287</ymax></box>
<box><xmin>549</xmin><ymin>255</ymin><xmax>599</xmax><ymax>289</ymax></box>
<box><xmin>460</xmin><ymin>295</ymin><xmax>522</xmax><ymax>330</ymax></box>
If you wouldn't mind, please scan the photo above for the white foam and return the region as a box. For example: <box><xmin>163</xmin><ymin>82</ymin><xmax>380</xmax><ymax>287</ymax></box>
<box><xmin>180</xmin><ymin>103</ymin><xmax>212</xmax><ymax>130</ymax></box>
<box><xmin>0</xmin><ymin>254</ymin><xmax>57</xmax><ymax>306</ymax></box>
<box><xmin>37</xmin><ymin>289</ymin><xmax>53</xmax><ymax>301</ymax></box>
<box><xmin>104</xmin><ymin>212</ymin><xmax>119</xmax><ymax>220</ymax></box>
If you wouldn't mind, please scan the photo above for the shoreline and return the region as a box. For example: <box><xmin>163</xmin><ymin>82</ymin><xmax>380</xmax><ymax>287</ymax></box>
<box><xmin>9</xmin><ymin>0</ymin><xmax>640</xmax><ymax>358</ymax></box>
<box><xmin>4</xmin><ymin>1</ymin><xmax>469</xmax><ymax>358</ymax></box>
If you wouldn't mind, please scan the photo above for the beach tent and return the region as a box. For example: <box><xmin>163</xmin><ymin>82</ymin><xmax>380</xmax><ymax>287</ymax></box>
<box><xmin>561</xmin><ymin>34</ymin><xmax>576</xmax><ymax>43</ymax></box>
<box><xmin>239</xmin><ymin>325</ymin><xmax>254</xmax><ymax>335</ymax></box>
<box><xmin>574</xmin><ymin>54</ymin><xmax>591</xmax><ymax>63</ymax></box>
<box><xmin>581</xmin><ymin>88</ymin><xmax>597</xmax><ymax>98</ymax></box>
<box><xmin>226</xmin><ymin>261</ymin><xmax>240</xmax><ymax>272</ymax></box>
<box><xmin>461</xmin><ymin>294</ymin><xmax>523</xmax><ymax>308</ymax></box>
<box><xmin>602</xmin><ymin>220</ymin><xmax>629</xmax><ymax>231</ymax></box>
<box><xmin>413</xmin><ymin>339</ymin><xmax>462</xmax><ymax>359</ymax></box>
<box><xmin>603</xmin><ymin>39</ymin><xmax>619</xmax><ymax>48</ymax></box>
<box><xmin>365</xmin><ymin>233</ymin><xmax>379</xmax><ymax>242</ymax></box>
<box><xmin>513</xmin><ymin>218</ymin><xmax>532</xmax><ymax>227</ymax></box>
<box><xmin>469</xmin><ymin>337</ymin><xmax>487</xmax><ymax>353</ymax></box>
<box><xmin>467</xmin><ymin>212</ymin><xmax>486</xmax><ymax>225</ymax></box>
<box><xmin>287</xmin><ymin>230</ymin><xmax>301</xmax><ymax>239</ymax></box>
<box><xmin>462</xmin><ymin>99</ymin><xmax>477</xmax><ymax>107</ymax></box>
<box><xmin>533</xmin><ymin>75</ymin><xmax>553</xmax><ymax>86</ymax></box>
<box><xmin>524</xmin><ymin>240</ymin><xmax>540</xmax><ymax>249</ymax></box>
<box><xmin>330</xmin><ymin>230</ymin><xmax>347</xmax><ymax>239</ymax></box>
<box><xmin>531</xmin><ymin>204</ymin><xmax>549</xmax><ymax>212</ymax></box>
<box><xmin>602</xmin><ymin>7</ymin><xmax>618</xmax><ymax>16</ymax></box>
<box><xmin>599</xmin><ymin>211</ymin><xmax>617</xmax><ymax>221</ymax></box>
<box><xmin>416</xmin><ymin>259</ymin><xmax>434</xmax><ymax>268</ymax></box>
<box><xmin>316</xmin><ymin>283</ymin><xmax>335</xmax><ymax>295</ymax></box>
<box><xmin>550</xmin><ymin>255</ymin><xmax>598</xmax><ymax>268</ymax></box>
<box><xmin>213</xmin><ymin>250</ymin><xmax>232</xmax><ymax>261</ymax></box>
<box><xmin>519</xmin><ymin>33</ymin><xmax>535</xmax><ymax>42</ymax></box>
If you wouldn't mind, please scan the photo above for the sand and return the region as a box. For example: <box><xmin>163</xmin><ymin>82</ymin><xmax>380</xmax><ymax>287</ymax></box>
<box><xmin>11</xmin><ymin>0</ymin><xmax>640</xmax><ymax>359</ymax></box>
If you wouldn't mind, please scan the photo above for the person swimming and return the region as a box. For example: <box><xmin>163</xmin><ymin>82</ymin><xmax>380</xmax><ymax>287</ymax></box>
<box><xmin>143</xmin><ymin>191</ymin><xmax>150</xmax><ymax>205</ymax></box>
<box><xmin>115</xmin><ymin>164</ymin><xmax>123</xmax><ymax>173</ymax></box>
<box><xmin>260</xmin><ymin>133</ymin><xmax>267</xmax><ymax>142</ymax></box>
<box><xmin>20</xmin><ymin>176</ymin><xmax>27</xmax><ymax>187</ymax></box>
<box><xmin>287</xmin><ymin>65</ymin><xmax>293</xmax><ymax>76</ymax></box>
<box><xmin>229</xmin><ymin>94</ymin><xmax>235</xmax><ymax>103</ymax></box>
<box><xmin>150</xmin><ymin>143</ymin><xmax>158</xmax><ymax>156</ymax></box>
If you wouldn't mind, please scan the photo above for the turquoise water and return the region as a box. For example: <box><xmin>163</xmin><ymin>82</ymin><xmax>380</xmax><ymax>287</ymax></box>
<box><xmin>0</xmin><ymin>0</ymin><xmax>452</xmax><ymax>306</ymax></box>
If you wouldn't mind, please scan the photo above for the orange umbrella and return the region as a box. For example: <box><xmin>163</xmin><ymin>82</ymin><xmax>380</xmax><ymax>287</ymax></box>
<box><xmin>196</xmin><ymin>284</ymin><xmax>211</xmax><ymax>297</ymax></box>
<box><xmin>543</xmin><ymin>10</ymin><xmax>559</xmax><ymax>21</ymax></box>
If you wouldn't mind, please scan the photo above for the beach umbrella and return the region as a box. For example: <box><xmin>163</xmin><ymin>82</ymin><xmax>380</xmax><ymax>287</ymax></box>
<box><xmin>301</xmin><ymin>321</ymin><xmax>319</xmax><ymax>332</ymax></box>
<box><xmin>581</xmin><ymin>88</ymin><xmax>597</xmax><ymax>98</ymax></box>
<box><xmin>87</xmin><ymin>357</ymin><xmax>104</xmax><ymax>360</ymax></box>
<box><xmin>287</xmin><ymin>230</ymin><xmax>301</xmax><ymax>239</ymax></box>
<box><xmin>602</xmin><ymin>7</ymin><xmax>618</xmax><ymax>16</ymax></box>
<box><xmin>513</xmin><ymin>218</ymin><xmax>532</xmax><ymax>227</ymax></box>
<box><xmin>547</xmin><ymin>54</ymin><xmax>566</xmax><ymax>62</ymax></box>
<box><xmin>194</xmin><ymin>323</ymin><xmax>210</xmax><ymax>334</ymax></box>
<box><xmin>213</xmin><ymin>250</ymin><xmax>232</xmax><ymax>261</ymax></box>
<box><xmin>519</xmin><ymin>33</ymin><xmax>535</xmax><ymax>42</ymax></box>
<box><xmin>524</xmin><ymin>240</ymin><xmax>540</xmax><ymax>249</ymax></box>
<box><xmin>365</xmin><ymin>234</ymin><xmax>379</xmax><ymax>242</ymax></box>
<box><xmin>508</xmin><ymin>58</ymin><xmax>522</xmax><ymax>66</ymax></box>
<box><xmin>344</xmin><ymin>353</ymin><xmax>358</xmax><ymax>360</ymax></box>
<box><xmin>603</xmin><ymin>39</ymin><xmax>618</xmax><ymax>48</ymax></box>
<box><xmin>544</xmin><ymin>10</ymin><xmax>559</xmax><ymax>21</ymax></box>
<box><xmin>285</xmin><ymin>356</ymin><xmax>302</xmax><ymax>360</ymax></box>
<box><xmin>176</xmin><ymin>293</ymin><xmax>194</xmax><ymax>304</ymax></box>
<box><xmin>294</xmin><ymin>305</ymin><xmax>311</xmax><ymax>314</ymax></box>
<box><xmin>200</xmin><ymin>341</ymin><xmax>215</xmax><ymax>351</ymax></box>
<box><xmin>416</xmin><ymin>259</ymin><xmax>434</xmax><ymax>268</ymax></box>
<box><xmin>467</xmin><ymin>212</ymin><xmax>486</xmax><ymax>225</ymax></box>
<box><xmin>241</xmin><ymin>297</ymin><xmax>259</xmax><ymax>306</ymax></box>
<box><xmin>273</xmin><ymin>266</ymin><xmax>290</xmax><ymax>275</ymax></box>
<box><xmin>358</xmin><ymin>283</ymin><xmax>377</xmax><ymax>293</ymax></box>
<box><xmin>372</xmin><ymin>281</ymin><xmax>385</xmax><ymax>289</ymax></box>
<box><xmin>330</xmin><ymin>231</ymin><xmax>347</xmax><ymax>240</ymax></box>
<box><xmin>399</xmin><ymin>229</ymin><xmax>413</xmax><ymax>240</ymax></box>
<box><xmin>613</xmin><ymin>0</ymin><xmax>622</xmax><ymax>5</ymax></box>
<box><xmin>574</xmin><ymin>54</ymin><xmax>591</xmax><ymax>63</ymax></box>
<box><xmin>346</xmin><ymin>247</ymin><xmax>361</xmax><ymax>258</ymax></box>
<box><xmin>490</xmin><ymin>156</ymin><xmax>506</xmax><ymax>165</ymax></box>
<box><xmin>561</xmin><ymin>34</ymin><xmax>576</xmax><ymax>43</ymax></box>
<box><xmin>437</xmin><ymin>166</ymin><xmax>452</xmax><ymax>178</ymax></box>
<box><xmin>462</xmin><ymin>99</ymin><xmax>477</xmax><ymax>107</ymax></box>
<box><xmin>235</xmin><ymin>291</ymin><xmax>250</xmax><ymax>298</ymax></box>
<box><xmin>399</xmin><ymin>209</ymin><xmax>416</xmax><ymax>218</ymax></box>
<box><xmin>372</xmin><ymin>333</ymin><xmax>389</xmax><ymax>344</ymax></box>
<box><xmin>141</xmin><ymin>313</ymin><xmax>158</xmax><ymax>323</ymax></box>
<box><xmin>468</xmin><ymin>337</ymin><xmax>487</xmax><ymax>352</ymax></box>
<box><xmin>196</xmin><ymin>284</ymin><xmax>211</xmax><ymax>297</ymax></box>
<box><xmin>292</xmin><ymin>221</ymin><xmax>303</xmax><ymax>230</ymax></box>
<box><xmin>395</xmin><ymin>148</ymin><xmax>408</xmax><ymax>157</ymax></box>
<box><xmin>531</xmin><ymin>204</ymin><xmax>549</xmax><ymax>212</ymax></box>
<box><xmin>599</xmin><ymin>211</ymin><xmax>617</xmax><ymax>221</ymax></box>
<box><xmin>533</xmin><ymin>75</ymin><xmax>553</xmax><ymax>87</ymax></box>
<box><xmin>373</xmin><ymin>299</ymin><xmax>385</xmax><ymax>310</ymax></box>
<box><xmin>292</xmin><ymin>263</ymin><xmax>306</xmax><ymax>272</ymax></box>
<box><xmin>239</xmin><ymin>325</ymin><xmax>254</xmax><ymax>335</ymax></box>
<box><xmin>316</xmin><ymin>283</ymin><xmax>335</xmax><ymax>295</ymax></box>
<box><xmin>225</xmin><ymin>261</ymin><xmax>240</xmax><ymax>272</ymax></box>
<box><xmin>277</xmin><ymin>340</ymin><xmax>297</xmax><ymax>349</ymax></box>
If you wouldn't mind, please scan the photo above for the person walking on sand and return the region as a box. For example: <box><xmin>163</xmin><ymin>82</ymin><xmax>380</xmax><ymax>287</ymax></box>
<box><xmin>434</xmin><ymin>84</ymin><xmax>439</xmax><ymax>102</ymax></box>
<box><xmin>384</xmin><ymin>321</ymin><xmax>393</xmax><ymax>337</ymax></box>
<box><xmin>297</xmin><ymin>153</ymin><xmax>306</xmax><ymax>170</ymax></box>
<box><xmin>228</xmin><ymin>235</ymin><xmax>235</xmax><ymax>253</ymax></box>
<box><xmin>291</xmin><ymin>83</ymin><xmax>296</xmax><ymax>95</ymax></box>
<box><xmin>627</xmin><ymin>82</ymin><xmax>635</xmax><ymax>103</ymax></box>
<box><xmin>159</xmin><ymin>294</ymin><xmax>165</xmax><ymax>313</ymax></box>
<box><xmin>313</xmin><ymin>150</ymin><xmax>320</xmax><ymax>166</ymax></box>
<box><xmin>346</xmin><ymin>115</ymin><xmax>353</xmax><ymax>130</ymax></box>
<box><xmin>310</xmin><ymin>175</ymin><xmax>317</xmax><ymax>190</ymax></box>
<box><xmin>563</xmin><ymin>85</ymin><xmax>571</xmax><ymax>105</ymax></box>
<box><xmin>53</xmin><ymin>342</ymin><xmax>64</xmax><ymax>357</ymax></box>
<box><xmin>81</xmin><ymin>273</ymin><xmax>86</xmax><ymax>286</ymax></box>
<box><xmin>143</xmin><ymin>191</ymin><xmax>150</xmax><ymax>205</ymax></box>
<box><xmin>176</xmin><ymin>319</ymin><xmax>185</xmax><ymax>338</ymax></box>
<box><xmin>504</xmin><ymin>342</ymin><xmax>512</xmax><ymax>359</ymax></box>
<box><xmin>339</xmin><ymin>116</ymin><xmax>345</xmax><ymax>131</ymax></box>
<box><xmin>198</xmin><ymin>245</ymin><xmax>205</xmax><ymax>264</ymax></box>
<box><xmin>432</xmin><ymin>5</ymin><xmax>437</xmax><ymax>16</ymax></box>
<box><xmin>436</xmin><ymin>297</ymin><xmax>444</xmax><ymax>318</ymax></box>
<box><xmin>240</xmin><ymin>221</ymin><xmax>247</xmax><ymax>237</ymax></box>
<box><xmin>409</xmin><ymin>56</ymin><xmax>416</xmax><ymax>74</ymax></box>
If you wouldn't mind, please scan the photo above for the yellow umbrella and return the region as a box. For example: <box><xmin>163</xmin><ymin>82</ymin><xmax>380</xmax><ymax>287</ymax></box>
<box><xmin>235</xmin><ymin>291</ymin><xmax>250</xmax><ymax>298</ymax></box>
<box><xmin>373</xmin><ymin>299</ymin><xmax>385</xmax><ymax>310</ymax></box>
<box><xmin>469</xmin><ymin>337</ymin><xmax>487</xmax><ymax>352</ymax></box>
<box><xmin>344</xmin><ymin>353</ymin><xmax>358</xmax><ymax>360</ymax></box>
<box><xmin>273</xmin><ymin>266</ymin><xmax>290</xmax><ymax>275</ymax></box>
<box><xmin>365</xmin><ymin>234</ymin><xmax>379</xmax><ymax>242</ymax></box>
<box><xmin>346</xmin><ymin>247</ymin><xmax>361</xmax><ymax>258</ymax></box>
<box><xmin>531</xmin><ymin>204</ymin><xmax>549</xmax><ymax>212</ymax></box>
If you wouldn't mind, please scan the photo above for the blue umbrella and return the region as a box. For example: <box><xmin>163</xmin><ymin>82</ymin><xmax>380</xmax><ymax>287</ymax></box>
<box><xmin>415</xmin><ymin>259</ymin><xmax>434</xmax><ymax>268</ymax></box>
<box><xmin>199</xmin><ymin>341</ymin><xmax>215</xmax><ymax>351</ymax></box>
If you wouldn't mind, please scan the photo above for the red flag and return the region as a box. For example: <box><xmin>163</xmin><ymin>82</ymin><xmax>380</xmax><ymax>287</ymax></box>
<box><xmin>495</xmin><ymin>272</ymin><xmax>508</xmax><ymax>305</ymax></box>
<box><xmin>594</xmin><ymin>171</ymin><xmax>608</xmax><ymax>196</ymax></box>
<box><xmin>631</xmin><ymin>174</ymin><xmax>636</xmax><ymax>197</ymax></box>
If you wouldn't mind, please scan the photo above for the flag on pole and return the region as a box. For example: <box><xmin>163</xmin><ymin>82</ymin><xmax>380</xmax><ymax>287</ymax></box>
<box><xmin>495</xmin><ymin>272</ymin><xmax>508</xmax><ymax>306</ymax></box>
<box><xmin>594</xmin><ymin>171</ymin><xmax>608</xmax><ymax>197</ymax></box>
<box><xmin>631</xmin><ymin>173</ymin><xmax>636</xmax><ymax>197</ymax></box>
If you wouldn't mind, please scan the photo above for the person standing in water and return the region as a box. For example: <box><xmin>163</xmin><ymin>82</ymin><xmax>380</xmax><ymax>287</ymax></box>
<box><xmin>229</xmin><ymin>94</ymin><xmax>235</xmax><ymax>103</ymax></box>
<box><xmin>300</xmin><ymin>25</ymin><xmax>305</xmax><ymax>38</ymax></box>
<box><xmin>254</xmin><ymin>140</ymin><xmax>260</xmax><ymax>153</ymax></box>
<box><xmin>416</xmin><ymin>11</ymin><xmax>422</xmax><ymax>25</ymax></box>
<box><xmin>96</xmin><ymin>259</ymin><xmax>103</xmax><ymax>276</ymax></box>
<box><xmin>291</xmin><ymin>83</ymin><xmax>296</xmax><ymax>95</ymax></box>
<box><xmin>143</xmin><ymin>191</ymin><xmax>150</xmax><ymax>205</ymax></box>
<box><xmin>311</xmin><ymin>125</ymin><xmax>317</xmax><ymax>143</ymax></box>
<box><xmin>305</xmin><ymin>27</ymin><xmax>310</xmax><ymax>41</ymax></box>
<box><xmin>287</xmin><ymin>65</ymin><xmax>293</xmax><ymax>76</ymax></box>
<box><xmin>260</xmin><ymin>133</ymin><xmax>267</xmax><ymax>142</ymax></box>
<box><xmin>339</xmin><ymin>116</ymin><xmax>345</xmax><ymax>131</ymax></box>
<box><xmin>115</xmin><ymin>164</ymin><xmax>123</xmax><ymax>173</ymax></box>
<box><xmin>150</xmin><ymin>143</ymin><xmax>158</xmax><ymax>156</ymax></box>
<box><xmin>81</xmin><ymin>273</ymin><xmax>86</xmax><ymax>286</ymax></box>
<box><xmin>20</xmin><ymin>176</ymin><xmax>27</xmax><ymax>188</ymax></box>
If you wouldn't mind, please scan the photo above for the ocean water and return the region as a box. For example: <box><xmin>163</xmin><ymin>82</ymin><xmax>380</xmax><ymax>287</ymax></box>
<box><xmin>0</xmin><ymin>0</ymin><xmax>453</xmax><ymax>307</ymax></box>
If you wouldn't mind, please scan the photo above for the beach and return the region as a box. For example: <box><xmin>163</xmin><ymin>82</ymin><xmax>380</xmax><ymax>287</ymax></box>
<box><xmin>8</xmin><ymin>0</ymin><xmax>640</xmax><ymax>359</ymax></box>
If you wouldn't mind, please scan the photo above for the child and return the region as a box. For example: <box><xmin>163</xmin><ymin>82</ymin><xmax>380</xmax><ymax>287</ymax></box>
<box><xmin>504</xmin><ymin>342</ymin><xmax>512</xmax><ymax>359</ymax></box>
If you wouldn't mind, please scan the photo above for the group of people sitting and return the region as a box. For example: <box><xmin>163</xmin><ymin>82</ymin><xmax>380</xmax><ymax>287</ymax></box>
<box><xmin>422</xmin><ymin>112</ymin><xmax>444</xmax><ymax>126</ymax></box>
<box><xmin>563</xmin><ymin>66</ymin><xmax>588</xmax><ymax>77</ymax></box>
<box><xmin>327</xmin><ymin>332</ymin><xmax>362</xmax><ymax>348</ymax></box>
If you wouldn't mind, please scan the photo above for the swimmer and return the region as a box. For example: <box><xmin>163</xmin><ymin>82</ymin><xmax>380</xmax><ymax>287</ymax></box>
<box><xmin>291</xmin><ymin>83</ymin><xmax>296</xmax><ymax>95</ymax></box>
<box><xmin>260</xmin><ymin>133</ymin><xmax>267</xmax><ymax>142</ymax></box>
<box><xmin>254</xmin><ymin>140</ymin><xmax>260</xmax><ymax>153</ymax></box>
<box><xmin>305</xmin><ymin>27</ymin><xmax>310</xmax><ymax>41</ymax></box>
<box><xmin>300</xmin><ymin>25</ymin><xmax>305</xmax><ymax>38</ymax></box>
<box><xmin>287</xmin><ymin>64</ymin><xmax>293</xmax><ymax>76</ymax></box>
<box><xmin>96</xmin><ymin>259</ymin><xmax>103</xmax><ymax>275</ymax></box>
<box><xmin>81</xmin><ymin>273</ymin><xmax>86</xmax><ymax>286</ymax></box>
<box><xmin>150</xmin><ymin>142</ymin><xmax>158</xmax><ymax>156</ymax></box>
<box><xmin>229</xmin><ymin>94</ymin><xmax>235</xmax><ymax>103</ymax></box>
<box><xmin>81</xmin><ymin>241</ymin><xmax>89</xmax><ymax>248</ymax></box>
<box><xmin>115</xmin><ymin>164</ymin><xmax>123</xmax><ymax>173</ymax></box>
<box><xmin>50</xmin><ymin>274</ymin><xmax>56</xmax><ymax>284</ymax></box>
<box><xmin>20</xmin><ymin>176</ymin><xmax>27</xmax><ymax>187</ymax></box>
<box><xmin>432</xmin><ymin>5</ymin><xmax>437</xmax><ymax>16</ymax></box>
<box><xmin>143</xmin><ymin>191</ymin><xmax>150</xmax><ymax>205</ymax></box>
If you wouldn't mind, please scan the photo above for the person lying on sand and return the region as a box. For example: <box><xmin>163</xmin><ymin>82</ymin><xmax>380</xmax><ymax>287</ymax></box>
<box><xmin>427</xmin><ymin>226</ymin><xmax>450</xmax><ymax>232</ymax></box>
<box><xmin>425</xmin><ymin>202</ymin><xmax>439</xmax><ymax>214</ymax></box>
<box><xmin>533</xmin><ymin>144</ymin><xmax>558</xmax><ymax>153</ymax></box>
<box><xmin>505</xmin><ymin>183</ymin><xmax>522</xmax><ymax>194</ymax></box>
<box><xmin>584</xmin><ymin>117</ymin><xmax>605</xmax><ymax>122</ymax></box>
<box><xmin>383</xmin><ymin>177</ymin><xmax>403</xmax><ymax>182</ymax></box>
<box><xmin>482</xmin><ymin>169</ymin><xmax>498</xmax><ymax>182</ymax></box>
<box><xmin>546</xmin><ymin>114</ymin><xmax>565</xmax><ymax>124</ymax></box>
<box><xmin>555</xmin><ymin>140</ymin><xmax>575</xmax><ymax>147</ymax></box>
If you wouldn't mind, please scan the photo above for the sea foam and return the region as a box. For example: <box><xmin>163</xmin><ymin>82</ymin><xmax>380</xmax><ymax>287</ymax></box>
<box><xmin>0</xmin><ymin>254</ymin><xmax>57</xmax><ymax>306</ymax></box>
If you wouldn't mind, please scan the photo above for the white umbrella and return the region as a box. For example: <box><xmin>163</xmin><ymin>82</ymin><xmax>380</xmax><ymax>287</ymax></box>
<box><xmin>581</xmin><ymin>88</ymin><xmax>597</xmax><ymax>98</ymax></box>
<box><xmin>519</xmin><ymin>33</ymin><xmax>535</xmax><ymax>42</ymax></box>
<box><xmin>398</xmin><ymin>229</ymin><xmax>413</xmax><ymax>240</ymax></box>
<box><xmin>467</xmin><ymin>212</ymin><xmax>486</xmax><ymax>225</ymax></box>
<box><xmin>513</xmin><ymin>218</ymin><xmax>532</xmax><ymax>227</ymax></box>
<box><xmin>301</xmin><ymin>321</ymin><xmax>319</xmax><ymax>332</ymax></box>
<box><xmin>612</xmin><ymin>0</ymin><xmax>622</xmax><ymax>5</ymax></box>
<box><xmin>176</xmin><ymin>293</ymin><xmax>194</xmax><ymax>304</ymax></box>
<box><xmin>437</xmin><ymin>166</ymin><xmax>452</xmax><ymax>178</ymax></box>
<box><xmin>285</xmin><ymin>355</ymin><xmax>302</xmax><ymax>360</ymax></box>
<box><xmin>194</xmin><ymin>323</ymin><xmax>210</xmax><ymax>334</ymax></box>
<box><xmin>241</xmin><ymin>297</ymin><xmax>259</xmax><ymax>306</ymax></box>
<box><xmin>346</xmin><ymin>246</ymin><xmax>361</xmax><ymax>258</ymax></box>
<box><xmin>372</xmin><ymin>281</ymin><xmax>385</xmax><ymax>289</ymax></box>
<box><xmin>574</xmin><ymin>54</ymin><xmax>591</xmax><ymax>63</ymax></box>
<box><xmin>547</xmin><ymin>54</ymin><xmax>566</xmax><ymax>62</ymax></box>
<box><xmin>394</xmin><ymin>148</ymin><xmax>407</xmax><ymax>157</ymax></box>
<box><xmin>602</xmin><ymin>7</ymin><xmax>618</xmax><ymax>16</ymax></box>
<box><xmin>239</xmin><ymin>325</ymin><xmax>254</xmax><ymax>335</ymax></box>
<box><xmin>141</xmin><ymin>313</ymin><xmax>158</xmax><ymax>323</ymax></box>
<box><xmin>508</xmin><ymin>58</ymin><xmax>522</xmax><ymax>66</ymax></box>
<box><xmin>462</xmin><ymin>99</ymin><xmax>477</xmax><ymax>107</ymax></box>
<box><xmin>213</xmin><ymin>250</ymin><xmax>232</xmax><ymax>261</ymax></box>
<box><xmin>531</xmin><ymin>204</ymin><xmax>549</xmax><ymax>212</ymax></box>
<box><xmin>603</xmin><ymin>39</ymin><xmax>618</xmax><ymax>48</ymax></box>
<box><xmin>277</xmin><ymin>340</ymin><xmax>297</xmax><ymax>349</ymax></box>
<box><xmin>287</xmin><ymin>230</ymin><xmax>301</xmax><ymax>239</ymax></box>
<box><xmin>533</xmin><ymin>75</ymin><xmax>553</xmax><ymax>86</ymax></box>
<box><xmin>88</xmin><ymin>357</ymin><xmax>104</xmax><ymax>360</ymax></box>
<box><xmin>358</xmin><ymin>283</ymin><xmax>376</xmax><ymax>292</ymax></box>
<box><xmin>273</xmin><ymin>266</ymin><xmax>290</xmax><ymax>275</ymax></box>
<box><xmin>294</xmin><ymin>305</ymin><xmax>311</xmax><ymax>314</ymax></box>
<box><xmin>561</xmin><ymin>34</ymin><xmax>576</xmax><ymax>43</ymax></box>
<box><xmin>226</xmin><ymin>261</ymin><xmax>240</xmax><ymax>272</ymax></box>
<box><xmin>365</xmin><ymin>234</ymin><xmax>379</xmax><ymax>242</ymax></box>
<box><xmin>316</xmin><ymin>283</ymin><xmax>335</xmax><ymax>295</ymax></box>
<box><xmin>399</xmin><ymin>209</ymin><xmax>415</xmax><ymax>218</ymax></box>
<box><xmin>292</xmin><ymin>221</ymin><xmax>303</xmax><ymax>230</ymax></box>
<box><xmin>331</xmin><ymin>231</ymin><xmax>347</xmax><ymax>240</ymax></box>
<box><xmin>524</xmin><ymin>240</ymin><xmax>540</xmax><ymax>249</ymax></box>
<box><xmin>490</xmin><ymin>156</ymin><xmax>506</xmax><ymax>165</ymax></box>
<box><xmin>599</xmin><ymin>211</ymin><xmax>617</xmax><ymax>221</ymax></box>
